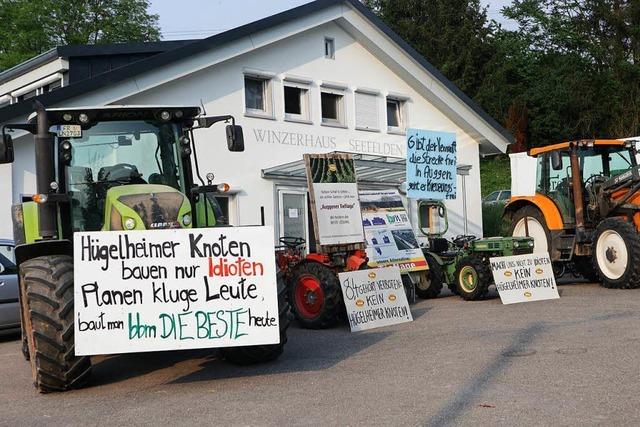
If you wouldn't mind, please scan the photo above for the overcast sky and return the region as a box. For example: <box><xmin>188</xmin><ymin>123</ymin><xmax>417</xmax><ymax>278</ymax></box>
<box><xmin>149</xmin><ymin>0</ymin><xmax>516</xmax><ymax>40</ymax></box>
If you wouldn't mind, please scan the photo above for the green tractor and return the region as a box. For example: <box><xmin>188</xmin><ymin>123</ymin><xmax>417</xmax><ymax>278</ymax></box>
<box><xmin>414</xmin><ymin>200</ymin><xmax>534</xmax><ymax>300</ymax></box>
<box><xmin>0</xmin><ymin>102</ymin><xmax>289</xmax><ymax>393</ymax></box>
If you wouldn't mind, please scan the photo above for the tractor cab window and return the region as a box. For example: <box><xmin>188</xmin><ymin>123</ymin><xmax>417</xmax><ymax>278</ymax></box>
<box><xmin>537</xmin><ymin>151</ymin><xmax>574</xmax><ymax>224</ymax></box>
<box><xmin>580</xmin><ymin>146</ymin><xmax>635</xmax><ymax>180</ymax></box>
<box><xmin>63</xmin><ymin>120</ymin><xmax>183</xmax><ymax>231</ymax></box>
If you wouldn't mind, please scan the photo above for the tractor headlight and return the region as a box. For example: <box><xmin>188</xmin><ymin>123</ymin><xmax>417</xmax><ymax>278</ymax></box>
<box><xmin>513</xmin><ymin>241</ymin><xmax>520</xmax><ymax>248</ymax></box>
<box><xmin>528</xmin><ymin>241</ymin><xmax>534</xmax><ymax>247</ymax></box>
<box><xmin>182</xmin><ymin>213</ymin><xmax>192</xmax><ymax>226</ymax></box>
<box><xmin>78</xmin><ymin>113</ymin><xmax>90</xmax><ymax>124</ymax></box>
<box><xmin>123</xmin><ymin>217</ymin><xmax>136</xmax><ymax>230</ymax></box>
<box><xmin>159</xmin><ymin>111</ymin><xmax>171</xmax><ymax>121</ymax></box>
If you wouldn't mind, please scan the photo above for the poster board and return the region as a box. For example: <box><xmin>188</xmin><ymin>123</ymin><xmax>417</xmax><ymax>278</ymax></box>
<box><xmin>489</xmin><ymin>252</ymin><xmax>559</xmax><ymax>304</ymax></box>
<box><xmin>338</xmin><ymin>266</ymin><xmax>413</xmax><ymax>332</ymax></box>
<box><xmin>406</xmin><ymin>129</ymin><xmax>457</xmax><ymax>200</ymax></box>
<box><xmin>304</xmin><ymin>153</ymin><xmax>365</xmax><ymax>252</ymax></box>
<box><xmin>359</xmin><ymin>189</ymin><xmax>428</xmax><ymax>273</ymax></box>
<box><xmin>73</xmin><ymin>226</ymin><xmax>280</xmax><ymax>355</ymax></box>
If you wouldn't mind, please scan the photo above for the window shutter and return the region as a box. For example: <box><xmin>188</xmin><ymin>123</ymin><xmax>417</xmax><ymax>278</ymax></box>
<box><xmin>355</xmin><ymin>92</ymin><xmax>379</xmax><ymax>130</ymax></box>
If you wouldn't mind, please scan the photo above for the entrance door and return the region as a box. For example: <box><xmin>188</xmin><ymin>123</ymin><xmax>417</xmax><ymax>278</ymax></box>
<box><xmin>278</xmin><ymin>189</ymin><xmax>309</xmax><ymax>247</ymax></box>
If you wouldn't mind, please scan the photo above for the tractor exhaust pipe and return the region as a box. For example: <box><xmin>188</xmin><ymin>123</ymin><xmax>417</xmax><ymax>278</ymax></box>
<box><xmin>570</xmin><ymin>143</ymin><xmax>585</xmax><ymax>231</ymax></box>
<box><xmin>34</xmin><ymin>101</ymin><xmax>57</xmax><ymax>239</ymax></box>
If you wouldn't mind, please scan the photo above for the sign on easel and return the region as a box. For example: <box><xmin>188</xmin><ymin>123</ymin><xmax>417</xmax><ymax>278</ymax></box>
<box><xmin>304</xmin><ymin>153</ymin><xmax>365</xmax><ymax>251</ymax></box>
<box><xmin>489</xmin><ymin>253</ymin><xmax>559</xmax><ymax>304</ymax></box>
<box><xmin>338</xmin><ymin>266</ymin><xmax>412</xmax><ymax>332</ymax></box>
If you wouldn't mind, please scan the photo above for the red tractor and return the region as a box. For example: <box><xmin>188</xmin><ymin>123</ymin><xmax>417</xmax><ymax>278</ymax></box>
<box><xmin>276</xmin><ymin>237</ymin><xmax>367</xmax><ymax>329</ymax></box>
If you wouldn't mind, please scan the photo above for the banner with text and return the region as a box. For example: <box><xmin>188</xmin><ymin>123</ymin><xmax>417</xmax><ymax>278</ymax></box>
<box><xmin>489</xmin><ymin>252</ymin><xmax>559</xmax><ymax>305</ymax></box>
<box><xmin>338</xmin><ymin>266</ymin><xmax>413</xmax><ymax>332</ymax></box>
<box><xmin>406</xmin><ymin>129</ymin><xmax>457</xmax><ymax>200</ymax></box>
<box><xmin>304</xmin><ymin>153</ymin><xmax>365</xmax><ymax>247</ymax></box>
<box><xmin>359</xmin><ymin>189</ymin><xmax>427</xmax><ymax>273</ymax></box>
<box><xmin>73</xmin><ymin>226</ymin><xmax>280</xmax><ymax>355</ymax></box>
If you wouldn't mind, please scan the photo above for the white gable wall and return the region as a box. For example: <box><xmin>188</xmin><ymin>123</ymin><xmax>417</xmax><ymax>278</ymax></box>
<box><xmin>119</xmin><ymin>22</ymin><xmax>483</xmax><ymax>237</ymax></box>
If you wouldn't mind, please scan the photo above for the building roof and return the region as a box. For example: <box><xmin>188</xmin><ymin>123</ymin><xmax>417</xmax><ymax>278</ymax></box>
<box><xmin>0</xmin><ymin>0</ymin><xmax>513</xmax><ymax>147</ymax></box>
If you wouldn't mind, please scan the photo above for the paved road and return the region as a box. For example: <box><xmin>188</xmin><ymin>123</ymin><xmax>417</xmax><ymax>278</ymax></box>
<box><xmin>2</xmin><ymin>282</ymin><xmax>640</xmax><ymax>426</ymax></box>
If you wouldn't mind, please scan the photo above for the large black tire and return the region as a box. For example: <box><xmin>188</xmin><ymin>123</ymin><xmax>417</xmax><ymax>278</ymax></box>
<box><xmin>454</xmin><ymin>257</ymin><xmax>491</xmax><ymax>301</ymax></box>
<box><xmin>20</xmin><ymin>255</ymin><xmax>91</xmax><ymax>393</ymax></box>
<box><xmin>221</xmin><ymin>270</ymin><xmax>291</xmax><ymax>365</ymax></box>
<box><xmin>573</xmin><ymin>256</ymin><xmax>598</xmax><ymax>282</ymax></box>
<box><xmin>415</xmin><ymin>254</ymin><xmax>443</xmax><ymax>299</ymax></box>
<box><xmin>508</xmin><ymin>206</ymin><xmax>551</xmax><ymax>255</ymax></box>
<box><xmin>591</xmin><ymin>218</ymin><xmax>640</xmax><ymax>289</ymax></box>
<box><xmin>288</xmin><ymin>261</ymin><xmax>342</xmax><ymax>329</ymax></box>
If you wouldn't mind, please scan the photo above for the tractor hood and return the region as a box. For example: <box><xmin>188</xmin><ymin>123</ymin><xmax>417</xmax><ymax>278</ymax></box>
<box><xmin>102</xmin><ymin>184</ymin><xmax>192</xmax><ymax>231</ymax></box>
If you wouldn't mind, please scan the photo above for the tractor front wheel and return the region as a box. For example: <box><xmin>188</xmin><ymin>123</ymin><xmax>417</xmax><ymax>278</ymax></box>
<box><xmin>288</xmin><ymin>262</ymin><xmax>342</xmax><ymax>329</ymax></box>
<box><xmin>221</xmin><ymin>269</ymin><xmax>291</xmax><ymax>364</ymax></box>
<box><xmin>20</xmin><ymin>255</ymin><xmax>92</xmax><ymax>393</ymax></box>
<box><xmin>416</xmin><ymin>254</ymin><xmax>443</xmax><ymax>299</ymax></box>
<box><xmin>454</xmin><ymin>257</ymin><xmax>491</xmax><ymax>301</ymax></box>
<box><xmin>592</xmin><ymin>218</ymin><xmax>640</xmax><ymax>289</ymax></box>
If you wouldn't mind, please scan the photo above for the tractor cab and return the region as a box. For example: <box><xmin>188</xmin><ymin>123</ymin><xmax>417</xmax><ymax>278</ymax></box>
<box><xmin>1</xmin><ymin>104</ymin><xmax>243</xmax><ymax>246</ymax></box>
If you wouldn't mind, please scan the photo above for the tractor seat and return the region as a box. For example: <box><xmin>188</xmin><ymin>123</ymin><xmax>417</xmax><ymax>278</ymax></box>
<box><xmin>429</xmin><ymin>237</ymin><xmax>449</xmax><ymax>254</ymax></box>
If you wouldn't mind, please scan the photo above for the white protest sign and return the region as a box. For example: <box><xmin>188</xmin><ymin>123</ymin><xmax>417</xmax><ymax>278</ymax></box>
<box><xmin>305</xmin><ymin>153</ymin><xmax>365</xmax><ymax>246</ymax></box>
<box><xmin>73</xmin><ymin>226</ymin><xmax>280</xmax><ymax>355</ymax></box>
<box><xmin>489</xmin><ymin>252</ymin><xmax>559</xmax><ymax>305</ymax></box>
<box><xmin>338</xmin><ymin>266</ymin><xmax>412</xmax><ymax>332</ymax></box>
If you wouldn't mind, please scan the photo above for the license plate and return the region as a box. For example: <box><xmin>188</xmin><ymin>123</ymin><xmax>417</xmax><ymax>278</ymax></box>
<box><xmin>58</xmin><ymin>125</ymin><xmax>82</xmax><ymax>138</ymax></box>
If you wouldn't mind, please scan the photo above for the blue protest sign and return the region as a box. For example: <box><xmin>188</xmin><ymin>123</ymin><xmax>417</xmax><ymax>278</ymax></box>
<box><xmin>406</xmin><ymin>129</ymin><xmax>457</xmax><ymax>200</ymax></box>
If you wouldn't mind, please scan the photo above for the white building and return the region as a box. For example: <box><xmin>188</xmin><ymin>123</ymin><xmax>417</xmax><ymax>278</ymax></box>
<box><xmin>0</xmin><ymin>0</ymin><xmax>512</xmax><ymax>243</ymax></box>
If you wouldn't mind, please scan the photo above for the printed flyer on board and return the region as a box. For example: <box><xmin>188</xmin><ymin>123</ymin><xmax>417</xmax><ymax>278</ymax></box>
<box><xmin>359</xmin><ymin>190</ymin><xmax>427</xmax><ymax>273</ymax></box>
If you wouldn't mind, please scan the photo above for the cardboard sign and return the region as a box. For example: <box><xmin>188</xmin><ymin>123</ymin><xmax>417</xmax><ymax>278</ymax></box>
<box><xmin>73</xmin><ymin>226</ymin><xmax>280</xmax><ymax>355</ymax></box>
<box><xmin>489</xmin><ymin>253</ymin><xmax>559</xmax><ymax>304</ymax></box>
<box><xmin>359</xmin><ymin>190</ymin><xmax>428</xmax><ymax>273</ymax></box>
<box><xmin>406</xmin><ymin>129</ymin><xmax>457</xmax><ymax>200</ymax></box>
<box><xmin>338</xmin><ymin>266</ymin><xmax>412</xmax><ymax>332</ymax></box>
<box><xmin>304</xmin><ymin>153</ymin><xmax>365</xmax><ymax>247</ymax></box>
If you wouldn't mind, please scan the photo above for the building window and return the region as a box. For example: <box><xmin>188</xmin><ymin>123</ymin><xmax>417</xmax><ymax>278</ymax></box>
<box><xmin>244</xmin><ymin>75</ymin><xmax>273</xmax><ymax>117</ymax></box>
<box><xmin>284</xmin><ymin>83</ymin><xmax>310</xmax><ymax>122</ymax></box>
<box><xmin>321</xmin><ymin>91</ymin><xmax>345</xmax><ymax>126</ymax></box>
<box><xmin>355</xmin><ymin>91</ymin><xmax>379</xmax><ymax>131</ymax></box>
<box><xmin>386</xmin><ymin>97</ymin><xmax>406</xmax><ymax>132</ymax></box>
<box><xmin>324</xmin><ymin>37</ymin><xmax>335</xmax><ymax>59</ymax></box>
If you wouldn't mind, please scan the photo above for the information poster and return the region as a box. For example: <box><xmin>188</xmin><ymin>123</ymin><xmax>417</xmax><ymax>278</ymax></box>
<box><xmin>489</xmin><ymin>252</ymin><xmax>560</xmax><ymax>305</ymax></box>
<box><xmin>359</xmin><ymin>189</ymin><xmax>427</xmax><ymax>273</ymax></box>
<box><xmin>406</xmin><ymin>129</ymin><xmax>457</xmax><ymax>200</ymax></box>
<box><xmin>73</xmin><ymin>226</ymin><xmax>280</xmax><ymax>355</ymax></box>
<box><xmin>338</xmin><ymin>266</ymin><xmax>413</xmax><ymax>332</ymax></box>
<box><xmin>304</xmin><ymin>153</ymin><xmax>365</xmax><ymax>246</ymax></box>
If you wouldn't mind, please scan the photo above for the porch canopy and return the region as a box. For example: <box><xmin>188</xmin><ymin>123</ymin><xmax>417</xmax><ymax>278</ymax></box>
<box><xmin>261</xmin><ymin>151</ymin><xmax>471</xmax><ymax>187</ymax></box>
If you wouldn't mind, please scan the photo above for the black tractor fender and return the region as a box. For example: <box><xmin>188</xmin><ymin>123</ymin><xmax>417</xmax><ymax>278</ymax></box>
<box><xmin>14</xmin><ymin>239</ymin><xmax>73</xmax><ymax>267</ymax></box>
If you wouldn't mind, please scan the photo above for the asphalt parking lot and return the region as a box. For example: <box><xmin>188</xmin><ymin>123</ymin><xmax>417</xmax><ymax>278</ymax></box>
<box><xmin>2</xmin><ymin>280</ymin><xmax>640</xmax><ymax>426</ymax></box>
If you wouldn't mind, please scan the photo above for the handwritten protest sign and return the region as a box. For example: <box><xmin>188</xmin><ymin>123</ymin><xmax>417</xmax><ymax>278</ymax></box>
<box><xmin>489</xmin><ymin>252</ymin><xmax>559</xmax><ymax>305</ymax></box>
<box><xmin>359</xmin><ymin>189</ymin><xmax>427</xmax><ymax>273</ymax></box>
<box><xmin>338</xmin><ymin>266</ymin><xmax>412</xmax><ymax>332</ymax></box>
<box><xmin>406</xmin><ymin>129</ymin><xmax>457</xmax><ymax>200</ymax></box>
<box><xmin>304</xmin><ymin>153</ymin><xmax>365</xmax><ymax>248</ymax></box>
<box><xmin>73</xmin><ymin>226</ymin><xmax>280</xmax><ymax>355</ymax></box>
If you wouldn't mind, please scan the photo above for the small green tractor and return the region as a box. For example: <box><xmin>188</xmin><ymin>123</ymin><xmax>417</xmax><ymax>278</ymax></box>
<box><xmin>0</xmin><ymin>102</ymin><xmax>289</xmax><ymax>393</ymax></box>
<box><xmin>413</xmin><ymin>200</ymin><xmax>534</xmax><ymax>300</ymax></box>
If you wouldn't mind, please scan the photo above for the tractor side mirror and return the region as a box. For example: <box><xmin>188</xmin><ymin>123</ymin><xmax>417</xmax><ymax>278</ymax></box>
<box><xmin>226</xmin><ymin>125</ymin><xmax>244</xmax><ymax>152</ymax></box>
<box><xmin>418</xmin><ymin>200</ymin><xmax>448</xmax><ymax>236</ymax></box>
<box><xmin>550</xmin><ymin>151</ymin><xmax>563</xmax><ymax>171</ymax></box>
<box><xmin>0</xmin><ymin>133</ymin><xmax>14</xmax><ymax>164</ymax></box>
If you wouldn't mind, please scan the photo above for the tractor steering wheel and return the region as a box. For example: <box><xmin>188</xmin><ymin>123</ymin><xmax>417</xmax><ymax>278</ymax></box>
<box><xmin>453</xmin><ymin>235</ymin><xmax>477</xmax><ymax>248</ymax></box>
<box><xmin>279</xmin><ymin>236</ymin><xmax>306</xmax><ymax>250</ymax></box>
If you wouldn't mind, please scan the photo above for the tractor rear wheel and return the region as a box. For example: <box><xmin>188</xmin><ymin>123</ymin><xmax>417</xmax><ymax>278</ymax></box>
<box><xmin>288</xmin><ymin>262</ymin><xmax>342</xmax><ymax>329</ymax></box>
<box><xmin>20</xmin><ymin>255</ymin><xmax>91</xmax><ymax>393</ymax></box>
<box><xmin>221</xmin><ymin>270</ymin><xmax>291</xmax><ymax>364</ymax></box>
<box><xmin>509</xmin><ymin>206</ymin><xmax>551</xmax><ymax>255</ymax></box>
<box><xmin>454</xmin><ymin>257</ymin><xmax>491</xmax><ymax>301</ymax></box>
<box><xmin>592</xmin><ymin>218</ymin><xmax>640</xmax><ymax>289</ymax></box>
<box><xmin>416</xmin><ymin>254</ymin><xmax>443</xmax><ymax>299</ymax></box>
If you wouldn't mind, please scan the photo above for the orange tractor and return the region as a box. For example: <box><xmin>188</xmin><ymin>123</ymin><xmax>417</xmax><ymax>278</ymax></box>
<box><xmin>505</xmin><ymin>139</ymin><xmax>640</xmax><ymax>288</ymax></box>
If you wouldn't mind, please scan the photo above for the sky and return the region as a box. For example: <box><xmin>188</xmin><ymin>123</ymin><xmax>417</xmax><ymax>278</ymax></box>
<box><xmin>149</xmin><ymin>0</ymin><xmax>516</xmax><ymax>41</ymax></box>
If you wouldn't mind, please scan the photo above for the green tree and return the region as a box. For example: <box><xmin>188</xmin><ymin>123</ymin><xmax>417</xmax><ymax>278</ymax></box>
<box><xmin>0</xmin><ymin>0</ymin><xmax>160</xmax><ymax>71</ymax></box>
<box><xmin>362</xmin><ymin>0</ymin><xmax>499</xmax><ymax>98</ymax></box>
